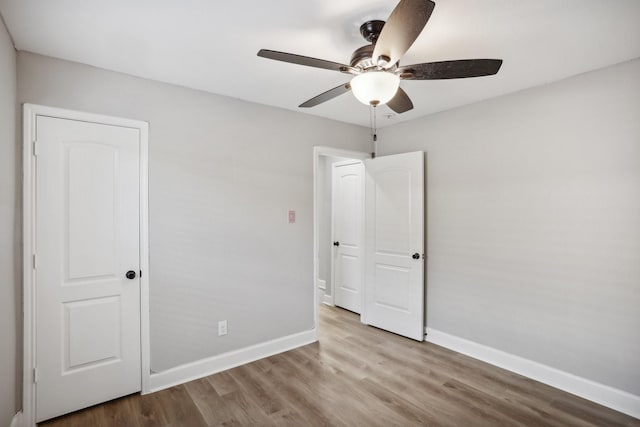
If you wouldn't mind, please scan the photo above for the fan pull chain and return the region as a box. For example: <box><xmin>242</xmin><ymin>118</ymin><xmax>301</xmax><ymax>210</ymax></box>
<box><xmin>369</xmin><ymin>104</ymin><xmax>378</xmax><ymax>158</ymax></box>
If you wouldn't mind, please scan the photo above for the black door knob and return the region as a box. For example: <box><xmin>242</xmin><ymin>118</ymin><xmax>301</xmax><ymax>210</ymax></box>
<box><xmin>126</xmin><ymin>270</ymin><xmax>137</xmax><ymax>280</ymax></box>
<box><xmin>333</xmin><ymin>241</ymin><xmax>340</xmax><ymax>247</ymax></box>
<box><xmin>412</xmin><ymin>253</ymin><xmax>420</xmax><ymax>260</ymax></box>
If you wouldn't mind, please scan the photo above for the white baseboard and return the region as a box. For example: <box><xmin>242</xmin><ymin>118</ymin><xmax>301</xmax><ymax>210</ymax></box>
<box><xmin>10</xmin><ymin>411</ymin><xmax>22</xmax><ymax>427</ymax></box>
<box><xmin>322</xmin><ymin>294</ymin><xmax>333</xmax><ymax>306</ymax></box>
<box><xmin>317</xmin><ymin>280</ymin><xmax>333</xmax><ymax>306</ymax></box>
<box><xmin>425</xmin><ymin>327</ymin><xmax>640</xmax><ymax>420</ymax></box>
<box><xmin>147</xmin><ymin>329</ymin><xmax>317</xmax><ymax>393</ymax></box>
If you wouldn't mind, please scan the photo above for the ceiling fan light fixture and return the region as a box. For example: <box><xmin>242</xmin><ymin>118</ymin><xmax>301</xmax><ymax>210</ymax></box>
<box><xmin>258</xmin><ymin>0</ymin><xmax>502</xmax><ymax>114</ymax></box>
<box><xmin>350</xmin><ymin>71</ymin><xmax>400</xmax><ymax>106</ymax></box>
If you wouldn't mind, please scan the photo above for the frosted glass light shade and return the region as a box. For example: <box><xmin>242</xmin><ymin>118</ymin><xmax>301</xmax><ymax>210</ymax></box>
<box><xmin>350</xmin><ymin>71</ymin><xmax>400</xmax><ymax>106</ymax></box>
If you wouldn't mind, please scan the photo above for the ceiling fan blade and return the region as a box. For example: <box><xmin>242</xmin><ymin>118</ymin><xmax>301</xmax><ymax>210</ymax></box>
<box><xmin>299</xmin><ymin>83</ymin><xmax>351</xmax><ymax>108</ymax></box>
<box><xmin>387</xmin><ymin>87</ymin><xmax>414</xmax><ymax>114</ymax></box>
<box><xmin>258</xmin><ymin>49</ymin><xmax>351</xmax><ymax>73</ymax></box>
<box><xmin>372</xmin><ymin>0</ymin><xmax>435</xmax><ymax>68</ymax></box>
<box><xmin>400</xmin><ymin>59</ymin><xmax>503</xmax><ymax>80</ymax></box>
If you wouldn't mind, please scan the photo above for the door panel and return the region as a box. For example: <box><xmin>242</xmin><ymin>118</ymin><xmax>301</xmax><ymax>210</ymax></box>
<box><xmin>35</xmin><ymin>116</ymin><xmax>141</xmax><ymax>422</ymax></box>
<box><xmin>338</xmin><ymin>254</ymin><xmax>360</xmax><ymax>292</ymax></box>
<box><xmin>332</xmin><ymin>160</ymin><xmax>364</xmax><ymax>313</ymax></box>
<box><xmin>373</xmin><ymin>170</ymin><xmax>412</xmax><ymax>255</ymax></box>
<box><xmin>67</xmin><ymin>143</ymin><xmax>118</xmax><ymax>279</ymax></box>
<box><xmin>64</xmin><ymin>296</ymin><xmax>121</xmax><ymax>370</ymax></box>
<box><xmin>374</xmin><ymin>264</ymin><xmax>411</xmax><ymax>311</ymax></box>
<box><xmin>364</xmin><ymin>152</ymin><xmax>424</xmax><ymax>341</ymax></box>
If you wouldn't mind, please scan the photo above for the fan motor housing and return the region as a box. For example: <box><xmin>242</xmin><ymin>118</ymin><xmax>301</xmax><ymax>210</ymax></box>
<box><xmin>352</xmin><ymin>20</ymin><xmax>392</xmax><ymax>69</ymax></box>
<box><xmin>350</xmin><ymin>45</ymin><xmax>375</xmax><ymax>69</ymax></box>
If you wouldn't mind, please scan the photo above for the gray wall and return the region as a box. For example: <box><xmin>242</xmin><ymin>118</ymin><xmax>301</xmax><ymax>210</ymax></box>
<box><xmin>0</xmin><ymin>14</ymin><xmax>17</xmax><ymax>427</ymax></box>
<box><xmin>17</xmin><ymin>51</ymin><xmax>370</xmax><ymax>372</ymax></box>
<box><xmin>380</xmin><ymin>59</ymin><xmax>640</xmax><ymax>395</ymax></box>
<box><xmin>11</xmin><ymin>44</ymin><xmax>639</xmax><ymax>413</ymax></box>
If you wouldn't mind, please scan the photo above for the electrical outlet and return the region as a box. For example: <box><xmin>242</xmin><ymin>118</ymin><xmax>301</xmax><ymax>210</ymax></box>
<box><xmin>218</xmin><ymin>320</ymin><xmax>228</xmax><ymax>336</ymax></box>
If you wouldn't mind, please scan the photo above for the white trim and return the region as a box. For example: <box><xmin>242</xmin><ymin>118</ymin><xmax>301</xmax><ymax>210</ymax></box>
<box><xmin>10</xmin><ymin>411</ymin><xmax>21</xmax><ymax>427</ymax></box>
<box><xmin>317</xmin><ymin>279</ymin><xmax>326</xmax><ymax>290</ymax></box>
<box><xmin>317</xmin><ymin>280</ymin><xmax>334</xmax><ymax>306</ymax></box>
<box><xmin>147</xmin><ymin>329</ymin><xmax>316</xmax><ymax>393</ymax></box>
<box><xmin>425</xmin><ymin>327</ymin><xmax>640</xmax><ymax>419</ymax></box>
<box><xmin>22</xmin><ymin>105</ymin><xmax>36</xmax><ymax>427</ymax></box>
<box><xmin>139</xmin><ymin>122</ymin><xmax>151</xmax><ymax>394</ymax></box>
<box><xmin>21</xmin><ymin>104</ymin><xmax>151</xmax><ymax>427</ymax></box>
<box><xmin>322</xmin><ymin>294</ymin><xmax>334</xmax><ymax>306</ymax></box>
<box><xmin>312</xmin><ymin>147</ymin><xmax>370</xmax><ymax>334</ymax></box>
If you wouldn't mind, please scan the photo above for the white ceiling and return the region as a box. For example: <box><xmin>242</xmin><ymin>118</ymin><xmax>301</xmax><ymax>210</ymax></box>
<box><xmin>1</xmin><ymin>0</ymin><xmax>639</xmax><ymax>127</ymax></box>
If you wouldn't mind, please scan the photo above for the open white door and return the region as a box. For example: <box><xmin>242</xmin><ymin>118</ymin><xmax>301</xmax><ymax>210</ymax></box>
<box><xmin>364</xmin><ymin>151</ymin><xmax>424</xmax><ymax>341</ymax></box>
<box><xmin>34</xmin><ymin>115</ymin><xmax>142</xmax><ymax>421</ymax></box>
<box><xmin>332</xmin><ymin>160</ymin><xmax>365</xmax><ymax>313</ymax></box>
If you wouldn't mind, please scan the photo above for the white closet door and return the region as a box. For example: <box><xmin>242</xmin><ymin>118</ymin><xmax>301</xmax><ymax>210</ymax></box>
<box><xmin>332</xmin><ymin>160</ymin><xmax>365</xmax><ymax>313</ymax></box>
<box><xmin>35</xmin><ymin>116</ymin><xmax>142</xmax><ymax>422</ymax></box>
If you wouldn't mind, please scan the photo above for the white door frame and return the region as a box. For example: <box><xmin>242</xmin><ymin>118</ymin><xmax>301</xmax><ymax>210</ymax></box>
<box><xmin>313</xmin><ymin>146</ymin><xmax>370</xmax><ymax>332</ymax></box>
<box><xmin>22</xmin><ymin>104</ymin><xmax>151</xmax><ymax>427</ymax></box>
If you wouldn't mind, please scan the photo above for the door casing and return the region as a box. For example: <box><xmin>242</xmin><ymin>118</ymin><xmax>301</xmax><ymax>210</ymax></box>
<box><xmin>22</xmin><ymin>104</ymin><xmax>151</xmax><ymax>427</ymax></box>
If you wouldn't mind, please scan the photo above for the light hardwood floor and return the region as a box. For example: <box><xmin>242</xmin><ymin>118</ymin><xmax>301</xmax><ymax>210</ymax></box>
<box><xmin>41</xmin><ymin>305</ymin><xmax>640</xmax><ymax>426</ymax></box>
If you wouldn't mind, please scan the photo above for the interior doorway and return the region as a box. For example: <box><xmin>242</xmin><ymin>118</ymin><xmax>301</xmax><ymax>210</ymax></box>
<box><xmin>313</xmin><ymin>146</ymin><xmax>426</xmax><ymax>342</ymax></box>
<box><xmin>313</xmin><ymin>147</ymin><xmax>370</xmax><ymax>329</ymax></box>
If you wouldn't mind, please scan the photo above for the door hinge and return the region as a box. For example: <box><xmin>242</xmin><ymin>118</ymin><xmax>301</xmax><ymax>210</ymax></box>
<box><xmin>33</xmin><ymin>367</ymin><xmax>39</xmax><ymax>383</ymax></box>
<box><xmin>140</xmin><ymin>270</ymin><xmax>142</xmax><ymax>278</ymax></box>
<box><xmin>33</xmin><ymin>140</ymin><xmax>41</xmax><ymax>156</ymax></box>
<box><xmin>32</xmin><ymin>254</ymin><xmax>38</xmax><ymax>269</ymax></box>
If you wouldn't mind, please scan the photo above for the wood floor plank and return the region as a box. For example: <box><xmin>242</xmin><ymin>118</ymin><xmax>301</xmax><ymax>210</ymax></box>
<box><xmin>205</xmin><ymin>370</ymin><xmax>241</xmax><ymax>397</ymax></box>
<box><xmin>550</xmin><ymin>391</ymin><xmax>637</xmax><ymax>427</ymax></box>
<box><xmin>268</xmin><ymin>408</ymin><xmax>309</xmax><ymax>426</ymax></box>
<box><xmin>39</xmin><ymin>403</ymin><xmax>107</xmax><ymax>427</ymax></box>
<box><xmin>184</xmin><ymin>378</ymin><xmax>238</xmax><ymax>427</ymax></box>
<box><xmin>100</xmin><ymin>394</ymin><xmax>144</xmax><ymax>427</ymax></box>
<box><xmin>227</xmin><ymin>363</ymin><xmax>287</xmax><ymax>416</ymax></box>
<box><xmin>140</xmin><ymin>385</ymin><xmax>209</xmax><ymax>427</ymax></box>
<box><xmin>265</xmin><ymin>350</ymin><xmax>360</xmax><ymax>426</ymax></box>
<box><xmin>39</xmin><ymin>305</ymin><xmax>640</xmax><ymax>426</ymax></box>
<box><xmin>219</xmin><ymin>390</ymin><xmax>274</xmax><ymax>426</ymax></box>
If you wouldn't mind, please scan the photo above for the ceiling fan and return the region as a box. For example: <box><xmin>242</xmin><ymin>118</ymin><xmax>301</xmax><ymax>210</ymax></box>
<box><xmin>257</xmin><ymin>0</ymin><xmax>502</xmax><ymax>114</ymax></box>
